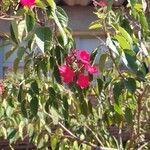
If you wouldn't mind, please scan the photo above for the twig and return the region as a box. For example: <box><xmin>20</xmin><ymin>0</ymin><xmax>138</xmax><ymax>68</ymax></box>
<box><xmin>84</xmin><ymin>124</ymin><xmax>104</xmax><ymax>146</ymax></box>
<box><xmin>0</xmin><ymin>15</ymin><xmax>22</xmax><ymax>20</ymax></box>
<box><xmin>58</xmin><ymin>122</ymin><xmax>118</xmax><ymax>150</ymax></box>
<box><xmin>127</xmin><ymin>85</ymin><xmax>149</xmax><ymax>150</ymax></box>
<box><xmin>137</xmin><ymin>85</ymin><xmax>149</xmax><ymax>136</ymax></box>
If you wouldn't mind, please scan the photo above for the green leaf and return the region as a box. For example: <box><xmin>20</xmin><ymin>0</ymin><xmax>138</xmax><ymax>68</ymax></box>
<box><xmin>8</xmin><ymin>129</ymin><xmax>17</xmax><ymax>140</ymax></box>
<box><xmin>30</xmin><ymin>96</ymin><xmax>39</xmax><ymax>116</ymax></box>
<box><xmin>52</xmin><ymin>11</ymin><xmax>68</xmax><ymax>45</ymax></box>
<box><xmin>78</xmin><ymin>95</ymin><xmax>88</xmax><ymax>116</ymax></box>
<box><xmin>121</xmin><ymin>19</ymin><xmax>133</xmax><ymax>35</ymax></box>
<box><xmin>97</xmin><ymin>78</ymin><xmax>103</xmax><ymax>95</ymax></box>
<box><xmin>51</xmin><ymin>135</ymin><xmax>58</xmax><ymax>150</ymax></box>
<box><xmin>13</xmin><ymin>57</ymin><xmax>20</xmax><ymax>73</ymax></box>
<box><xmin>106</xmin><ymin>35</ymin><xmax>119</xmax><ymax>55</ymax></box>
<box><xmin>17</xmin><ymin>47</ymin><xmax>25</xmax><ymax>59</ymax></box>
<box><xmin>10</xmin><ymin>21</ymin><xmax>19</xmax><ymax>44</ymax></box>
<box><xmin>35</xmin><ymin>27</ymin><xmax>52</xmax><ymax>53</ymax></box>
<box><xmin>48</xmin><ymin>87</ymin><xmax>56</xmax><ymax>99</ymax></box>
<box><xmin>36</xmin><ymin>0</ymin><xmax>46</xmax><ymax>9</ymax></box>
<box><xmin>125</xmin><ymin>107</ymin><xmax>133</xmax><ymax>124</ymax></box>
<box><xmin>56</xmin><ymin>7</ymin><xmax>68</xmax><ymax>28</ymax></box>
<box><xmin>47</xmin><ymin>0</ymin><xmax>56</xmax><ymax>11</ymax></box>
<box><xmin>5</xmin><ymin>46</ymin><xmax>18</xmax><ymax>60</ymax></box>
<box><xmin>99</xmin><ymin>53</ymin><xmax>108</xmax><ymax>72</ymax></box>
<box><xmin>115</xmin><ymin>26</ymin><xmax>133</xmax><ymax>50</ymax></box>
<box><xmin>50</xmin><ymin>107</ymin><xmax>59</xmax><ymax>125</ymax></box>
<box><xmin>113</xmin><ymin>80</ymin><xmax>124</xmax><ymax>100</ymax></box>
<box><xmin>124</xmin><ymin>78</ymin><xmax>136</xmax><ymax>93</ymax></box>
<box><xmin>53</xmin><ymin>65</ymin><xmax>62</xmax><ymax>84</ymax></box>
<box><xmin>114</xmin><ymin>103</ymin><xmax>123</xmax><ymax>115</ymax></box>
<box><xmin>89</xmin><ymin>20</ymin><xmax>103</xmax><ymax>29</ymax></box>
<box><xmin>128</xmin><ymin>0</ymin><xmax>137</xmax><ymax>6</ymax></box>
<box><xmin>62</xmin><ymin>95</ymin><xmax>69</xmax><ymax>121</ymax></box>
<box><xmin>18</xmin><ymin>84</ymin><xmax>23</xmax><ymax>102</ymax></box>
<box><xmin>139</xmin><ymin>12</ymin><xmax>149</xmax><ymax>39</ymax></box>
<box><xmin>90</xmin><ymin>48</ymin><xmax>98</xmax><ymax>64</ymax></box>
<box><xmin>123</xmin><ymin>49</ymin><xmax>138</xmax><ymax>73</ymax></box>
<box><xmin>47</xmin><ymin>0</ymin><xmax>68</xmax><ymax>45</ymax></box>
<box><xmin>18</xmin><ymin>20</ymin><xmax>26</xmax><ymax>41</ymax></box>
<box><xmin>21</xmin><ymin>100</ymin><xmax>28</xmax><ymax>118</ymax></box>
<box><xmin>55</xmin><ymin>46</ymin><xmax>62</xmax><ymax>65</ymax></box>
<box><xmin>26</xmin><ymin>13</ymin><xmax>35</xmax><ymax>32</ymax></box>
<box><xmin>31</xmin><ymin>80</ymin><xmax>39</xmax><ymax>95</ymax></box>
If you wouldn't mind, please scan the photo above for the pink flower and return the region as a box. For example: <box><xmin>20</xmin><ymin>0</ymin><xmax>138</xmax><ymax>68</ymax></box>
<box><xmin>98</xmin><ymin>0</ymin><xmax>106</xmax><ymax>7</ymax></box>
<box><xmin>0</xmin><ymin>84</ymin><xmax>4</xmax><ymax>95</ymax></box>
<box><xmin>78</xmin><ymin>50</ymin><xmax>90</xmax><ymax>64</ymax></box>
<box><xmin>76</xmin><ymin>73</ymin><xmax>90</xmax><ymax>89</ymax></box>
<box><xmin>59</xmin><ymin>65</ymin><xmax>74</xmax><ymax>83</ymax></box>
<box><xmin>20</xmin><ymin>0</ymin><xmax>36</xmax><ymax>6</ymax></box>
<box><xmin>86</xmin><ymin>64</ymin><xmax>98</xmax><ymax>74</ymax></box>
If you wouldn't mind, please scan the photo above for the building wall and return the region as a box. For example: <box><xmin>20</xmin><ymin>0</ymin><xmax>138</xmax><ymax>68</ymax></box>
<box><xmin>0</xmin><ymin>6</ymin><xmax>149</xmax><ymax>77</ymax></box>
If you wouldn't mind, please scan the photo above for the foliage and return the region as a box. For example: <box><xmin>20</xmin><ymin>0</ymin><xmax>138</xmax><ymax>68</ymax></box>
<box><xmin>0</xmin><ymin>0</ymin><xmax>150</xmax><ymax>149</ymax></box>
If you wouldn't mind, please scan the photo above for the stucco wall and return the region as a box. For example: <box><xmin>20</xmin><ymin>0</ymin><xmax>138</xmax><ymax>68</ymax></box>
<box><xmin>0</xmin><ymin>6</ymin><xmax>149</xmax><ymax>78</ymax></box>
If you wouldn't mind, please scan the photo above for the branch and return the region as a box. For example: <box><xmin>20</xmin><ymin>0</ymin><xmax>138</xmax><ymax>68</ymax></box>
<box><xmin>58</xmin><ymin>122</ymin><xmax>118</xmax><ymax>150</ymax></box>
<box><xmin>0</xmin><ymin>15</ymin><xmax>22</xmax><ymax>21</ymax></box>
<box><xmin>84</xmin><ymin>124</ymin><xmax>104</xmax><ymax>146</ymax></box>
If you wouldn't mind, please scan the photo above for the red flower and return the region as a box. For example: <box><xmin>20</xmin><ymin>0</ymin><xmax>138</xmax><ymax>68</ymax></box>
<box><xmin>59</xmin><ymin>65</ymin><xmax>74</xmax><ymax>83</ymax></box>
<box><xmin>78</xmin><ymin>50</ymin><xmax>90</xmax><ymax>64</ymax></box>
<box><xmin>0</xmin><ymin>84</ymin><xmax>4</xmax><ymax>95</ymax></box>
<box><xmin>86</xmin><ymin>64</ymin><xmax>98</xmax><ymax>74</ymax></box>
<box><xmin>76</xmin><ymin>73</ymin><xmax>90</xmax><ymax>89</ymax></box>
<box><xmin>20</xmin><ymin>0</ymin><xmax>36</xmax><ymax>6</ymax></box>
<box><xmin>98</xmin><ymin>0</ymin><xmax>106</xmax><ymax>7</ymax></box>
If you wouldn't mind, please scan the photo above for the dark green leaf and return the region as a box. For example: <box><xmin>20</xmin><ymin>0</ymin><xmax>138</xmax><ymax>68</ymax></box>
<box><xmin>30</xmin><ymin>96</ymin><xmax>39</xmax><ymax>116</ymax></box>
<box><xmin>35</xmin><ymin>27</ymin><xmax>52</xmax><ymax>53</ymax></box>
<box><xmin>53</xmin><ymin>65</ymin><xmax>61</xmax><ymax>84</ymax></box>
<box><xmin>123</xmin><ymin>49</ymin><xmax>138</xmax><ymax>73</ymax></box>
<box><xmin>8</xmin><ymin>129</ymin><xmax>17</xmax><ymax>140</ymax></box>
<box><xmin>10</xmin><ymin>21</ymin><xmax>19</xmax><ymax>44</ymax></box>
<box><xmin>124</xmin><ymin>78</ymin><xmax>136</xmax><ymax>94</ymax></box>
<box><xmin>125</xmin><ymin>107</ymin><xmax>133</xmax><ymax>124</ymax></box>
<box><xmin>113</xmin><ymin>80</ymin><xmax>124</xmax><ymax>100</ymax></box>
<box><xmin>121</xmin><ymin>19</ymin><xmax>133</xmax><ymax>35</ymax></box>
<box><xmin>31</xmin><ymin>80</ymin><xmax>39</xmax><ymax>95</ymax></box>
<box><xmin>17</xmin><ymin>47</ymin><xmax>25</xmax><ymax>59</ymax></box>
<box><xmin>97</xmin><ymin>78</ymin><xmax>103</xmax><ymax>95</ymax></box>
<box><xmin>26</xmin><ymin>13</ymin><xmax>35</xmax><ymax>32</ymax></box>
<box><xmin>21</xmin><ymin>100</ymin><xmax>28</xmax><ymax>118</ymax></box>
<box><xmin>18</xmin><ymin>84</ymin><xmax>23</xmax><ymax>102</ymax></box>
<box><xmin>90</xmin><ymin>48</ymin><xmax>98</xmax><ymax>64</ymax></box>
<box><xmin>48</xmin><ymin>87</ymin><xmax>55</xmax><ymax>98</ymax></box>
<box><xmin>13</xmin><ymin>57</ymin><xmax>20</xmax><ymax>73</ymax></box>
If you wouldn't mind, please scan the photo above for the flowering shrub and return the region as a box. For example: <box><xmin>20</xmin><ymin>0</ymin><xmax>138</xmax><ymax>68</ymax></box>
<box><xmin>0</xmin><ymin>0</ymin><xmax>150</xmax><ymax>150</ymax></box>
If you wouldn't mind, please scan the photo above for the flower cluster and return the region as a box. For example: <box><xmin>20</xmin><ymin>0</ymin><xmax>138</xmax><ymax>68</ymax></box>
<box><xmin>59</xmin><ymin>49</ymin><xmax>98</xmax><ymax>89</ymax></box>
<box><xmin>98</xmin><ymin>0</ymin><xmax>106</xmax><ymax>7</ymax></box>
<box><xmin>0</xmin><ymin>84</ymin><xmax>4</xmax><ymax>95</ymax></box>
<box><xmin>20</xmin><ymin>0</ymin><xmax>36</xmax><ymax>6</ymax></box>
<box><xmin>93</xmin><ymin>0</ymin><xmax>106</xmax><ymax>7</ymax></box>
